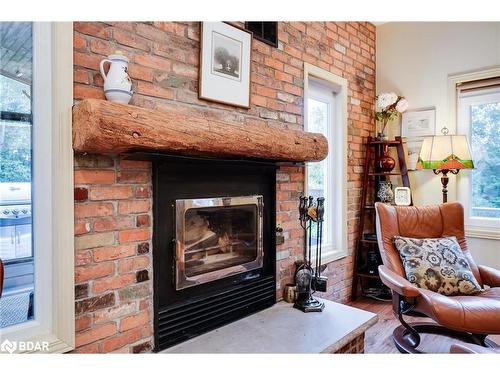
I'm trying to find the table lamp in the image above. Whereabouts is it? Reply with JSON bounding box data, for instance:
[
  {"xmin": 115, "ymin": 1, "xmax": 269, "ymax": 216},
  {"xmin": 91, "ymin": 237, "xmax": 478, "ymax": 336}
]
[{"xmin": 417, "ymin": 127, "xmax": 474, "ymax": 203}]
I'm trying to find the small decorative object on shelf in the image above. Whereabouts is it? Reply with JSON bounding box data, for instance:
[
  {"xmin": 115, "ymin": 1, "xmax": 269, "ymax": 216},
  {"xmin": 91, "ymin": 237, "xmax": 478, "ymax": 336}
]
[
  {"xmin": 293, "ymin": 196, "xmax": 327, "ymax": 313},
  {"xmin": 394, "ymin": 187, "xmax": 412, "ymax": 206},
  {"xmin": 276, "ymin": 225, "xmax": 285, "ymax": 245},
  {"xmin": 377, "ymin": 181, "xmax": 394, "ymax": 203},
  {"xmin": 99, "ymin": 51, "xmax": 133, "ymax": 104},
  {"xmin": 366, "ymin": 249, "xmax": 379, "ymax": 275},
  {"xmin": 378, "ymin": 144, "xmax": 396, "ymax": 172},
  {"xmin": 283, "ymin": 283, "xmax": 296, "ymax": 303},
  {"xmin": 375, "ymin": 92, "xmax": 409, "ymax": 141}
]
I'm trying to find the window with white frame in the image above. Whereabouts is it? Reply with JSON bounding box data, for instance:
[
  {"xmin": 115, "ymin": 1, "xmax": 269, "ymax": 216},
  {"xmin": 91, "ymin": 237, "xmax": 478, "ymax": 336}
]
[
  {"xmin": 457, "ymin": 76, "xmax": 500, "ymax": 236},
  {"xmin": 304, "ymin": 64, "xmax": 348, "ymax": 263},
  {"xmin": 0, "ymin": 22, "xmax": 74, "ymax": 353},
  {"xmin": 0, "ymin": 22, "xmax": 34, "ymax": 330}
]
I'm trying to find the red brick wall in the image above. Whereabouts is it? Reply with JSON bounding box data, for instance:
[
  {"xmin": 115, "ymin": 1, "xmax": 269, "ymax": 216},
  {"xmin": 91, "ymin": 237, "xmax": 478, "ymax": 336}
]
[
  {"xmin": 73, "ymin": 157, "xmax": 153, "ymax": 353},
  {"xmin": 73, "ymin": 21, "xmax": 376, "ymax": 353}
]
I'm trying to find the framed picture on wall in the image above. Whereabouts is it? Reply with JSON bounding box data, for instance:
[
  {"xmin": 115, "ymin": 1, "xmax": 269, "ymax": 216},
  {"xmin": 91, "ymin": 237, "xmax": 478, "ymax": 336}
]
[
  {"xmin": 402, "ymin": 108, "xmax": 436, "ymax": 170},
  {"xmin": 406, "ymin": 138, "xmax": 424, "ymax": 170},
  {"xmin": 199, "ymin": 22, "xmax": 252, "ymax": 108},
  {"xmin": 401, "ymin": 108, "xmax": 436, "ymax": 138}
]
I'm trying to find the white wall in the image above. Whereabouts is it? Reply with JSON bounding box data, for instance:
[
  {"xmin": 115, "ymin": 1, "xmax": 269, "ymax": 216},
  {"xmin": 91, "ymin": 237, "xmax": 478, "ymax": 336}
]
[{"xmin": 376, "ymin": 22, "xmax": 500, "ymax": 268}]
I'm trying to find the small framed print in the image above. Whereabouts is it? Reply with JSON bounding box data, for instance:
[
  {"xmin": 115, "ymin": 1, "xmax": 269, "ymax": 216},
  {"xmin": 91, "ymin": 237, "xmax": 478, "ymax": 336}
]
[
  {"xmin": 394, "ymin": 187, "xmax": 412, "ymax": 206},
  {"xmin": 401, "ymin": 108, "xmax": 436, "ymax": 138},
  {"xmin": 199, "ymin": 22, "xmax": 252, "ymax": 108},
  {"xmin": 405, "ymin": 138, "xmax": 425, "ymax": 170}
]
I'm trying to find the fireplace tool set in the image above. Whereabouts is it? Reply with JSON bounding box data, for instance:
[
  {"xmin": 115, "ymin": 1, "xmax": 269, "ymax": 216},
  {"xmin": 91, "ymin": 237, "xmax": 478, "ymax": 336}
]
[{"xmin": 293, "ymin": 196, "xmax": 327, "ymax": 312}]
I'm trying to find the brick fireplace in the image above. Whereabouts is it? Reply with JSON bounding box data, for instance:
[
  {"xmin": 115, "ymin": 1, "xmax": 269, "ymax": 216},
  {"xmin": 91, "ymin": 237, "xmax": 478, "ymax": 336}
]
[
  {"xmin": 73, "ymin": 21, "xmax": 376, "ymax": 353},
  {"xmin": 151, "ymin": 156, "xmax": 277, "ymax": 350}
]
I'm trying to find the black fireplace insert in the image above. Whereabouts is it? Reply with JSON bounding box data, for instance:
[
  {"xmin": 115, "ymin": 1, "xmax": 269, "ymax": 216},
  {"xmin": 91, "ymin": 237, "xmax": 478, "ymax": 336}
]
[{"xmin": 151, "ymin": 155, "xmax": 277, "ymax": 351}]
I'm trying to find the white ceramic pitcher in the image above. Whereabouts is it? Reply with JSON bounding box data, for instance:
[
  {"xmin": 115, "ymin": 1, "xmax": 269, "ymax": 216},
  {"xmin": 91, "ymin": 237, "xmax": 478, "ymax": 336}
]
[{"xmin": 99, "ymin": 51, "xmax": 133, "ymax": 104}]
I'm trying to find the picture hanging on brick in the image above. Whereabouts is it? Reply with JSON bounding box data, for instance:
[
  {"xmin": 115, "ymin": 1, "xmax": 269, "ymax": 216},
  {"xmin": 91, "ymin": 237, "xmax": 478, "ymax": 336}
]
[{"xmin": 199, "ymin": 22, "xmax": 252, "ymax": 108}]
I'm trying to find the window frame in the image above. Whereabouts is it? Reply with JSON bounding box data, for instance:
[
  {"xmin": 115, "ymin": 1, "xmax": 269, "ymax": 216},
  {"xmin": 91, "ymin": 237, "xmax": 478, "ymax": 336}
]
[
  {"xmin": 450, "ymin": 67, "xmax": 500, "ymax": 240},
  {"xmin": 457, "ymin": 87, "xmax": 500, "ymax": 238},
  {"xmin": 0, "ymin": 22, "xmax": 74, "ymax": 353},
  {"xmin": 303, "ymin": 63, "xmax": 348, "ymax": 264}
]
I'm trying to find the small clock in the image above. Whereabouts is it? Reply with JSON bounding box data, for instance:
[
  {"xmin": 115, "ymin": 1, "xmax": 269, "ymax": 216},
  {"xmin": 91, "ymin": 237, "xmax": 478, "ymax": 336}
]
[{"xmin": 394, "ymin": 187, "xmax": 412, "ymax": 206}]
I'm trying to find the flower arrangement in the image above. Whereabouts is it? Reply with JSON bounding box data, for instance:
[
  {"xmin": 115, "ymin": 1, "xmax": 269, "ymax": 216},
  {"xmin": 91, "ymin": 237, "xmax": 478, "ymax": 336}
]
[{"xmin": 375, "ymin": 92, "xmax": 408, "ymax": 139}]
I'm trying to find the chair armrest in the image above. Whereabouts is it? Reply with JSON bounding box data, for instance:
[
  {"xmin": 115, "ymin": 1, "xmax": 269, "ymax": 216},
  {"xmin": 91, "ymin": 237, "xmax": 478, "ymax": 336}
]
[
  {"xmin": 478, "ymin": 265, "xmax": 500, "ymax": 287},
  {"xmin": 378, "ymin": 265, "xmax": 420, "ymax": 297}
]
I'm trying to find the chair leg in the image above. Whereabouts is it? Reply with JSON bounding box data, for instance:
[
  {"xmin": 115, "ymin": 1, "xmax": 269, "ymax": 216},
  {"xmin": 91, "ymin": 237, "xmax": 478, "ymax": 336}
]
[
  {"xmin": 393, "ymin": 322, "xmax": 499, "ymax": 354},
  {"xmin": 391, "ymin": 294, "xmax": 499, "ymax": 353},
  {"xmin": 397, "ymin": 306, "xmax": 420, "ymax": 348},
  {"xmin": 470, "ymin": 334, "xmax": 498, "ymax": 348},
  {"xmin": 393, "ymin": 295, "xmax": 421, "ymax": 353}
]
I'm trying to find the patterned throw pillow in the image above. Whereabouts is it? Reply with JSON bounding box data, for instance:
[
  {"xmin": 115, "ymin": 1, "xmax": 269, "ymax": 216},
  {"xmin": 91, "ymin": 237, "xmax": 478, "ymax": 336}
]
[{"xmin": 393, "ymin": 236, "xmax": 482, "ymax": 296}]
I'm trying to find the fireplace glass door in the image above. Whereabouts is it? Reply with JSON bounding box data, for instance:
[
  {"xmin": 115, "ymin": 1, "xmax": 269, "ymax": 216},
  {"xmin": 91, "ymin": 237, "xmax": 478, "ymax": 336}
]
[{"xmin": 175, "ymin": 195, "xmax": 264, "ymax": 290}]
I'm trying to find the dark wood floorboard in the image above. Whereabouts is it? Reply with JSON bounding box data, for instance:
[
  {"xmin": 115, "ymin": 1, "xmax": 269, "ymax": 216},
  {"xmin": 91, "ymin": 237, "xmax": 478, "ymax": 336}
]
[{"xmin": 349, "ymin": 297, "xmax": 500, "ymax": 354}]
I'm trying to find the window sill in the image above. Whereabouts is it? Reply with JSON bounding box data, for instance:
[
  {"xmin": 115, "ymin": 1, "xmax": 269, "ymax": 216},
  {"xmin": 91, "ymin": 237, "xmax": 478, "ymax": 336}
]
[
  {"xmin": 311, "ymin": 249, "xmax": 348, "ymax": 266},
  {"xmin": 1, "ymin": 319, "xmax": 74, "ymax": 353},
  {"xmin": 13, "ymin": 335, "xmax": 74, "ymax": 354},
  {"xmin": 465, "ymin": 226, "xmax": 500, "ymax": 240}
]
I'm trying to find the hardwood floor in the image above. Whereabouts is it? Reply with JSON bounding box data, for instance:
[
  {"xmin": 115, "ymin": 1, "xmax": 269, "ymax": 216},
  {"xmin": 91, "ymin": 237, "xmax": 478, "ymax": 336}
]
[{"xmin": 349, "ymin": 297, "xmax": 500, "ymax": 354}]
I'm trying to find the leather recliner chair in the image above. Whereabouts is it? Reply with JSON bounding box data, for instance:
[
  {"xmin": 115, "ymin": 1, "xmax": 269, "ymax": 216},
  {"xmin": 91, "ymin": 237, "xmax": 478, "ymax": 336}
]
[{"xmin": 375, "ymin": 202, "xmax": 500, "ymax": 353}]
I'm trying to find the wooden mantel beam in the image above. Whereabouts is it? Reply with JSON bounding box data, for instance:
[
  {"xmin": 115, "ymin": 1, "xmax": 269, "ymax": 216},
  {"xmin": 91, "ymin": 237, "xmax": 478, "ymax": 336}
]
[{"xmin": 72, "ymin": 99, "xmax": 328, "ymax": 162}]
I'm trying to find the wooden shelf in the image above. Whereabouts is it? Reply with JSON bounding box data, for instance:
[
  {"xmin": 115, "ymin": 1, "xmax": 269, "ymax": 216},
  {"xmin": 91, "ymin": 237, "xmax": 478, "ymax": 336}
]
[
  {"xmin": 369, "ymin": 172, "xmax": 403, "ymax": 176},
  {"xmin": 364, "ymin": 204, "xmax": 398, "ymax": 210},
  {"xmin": 356, "ymin": 272, "xmax": 380, "ymax": 279},
  {"xmin": 352, "ymin": 136, "xmax": 411, "ymax": 301},
  {"xmin": 367, "ymin": 140, "xmax": 401, "ymax": 146},
  {"xmin": 72, "ymin": 99, "xmax": 328, "ymax": 162}
]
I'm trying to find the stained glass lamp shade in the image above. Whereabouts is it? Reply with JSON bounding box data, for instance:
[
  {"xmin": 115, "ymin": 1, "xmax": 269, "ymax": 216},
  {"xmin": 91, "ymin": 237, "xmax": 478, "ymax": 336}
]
[
  {"xmin": 417, "ymin": 135, "xmax": 474, "ymax": 170},
  {"xmin": 417, "ymin": 130, "xmax": 474, "ymax": 203}
]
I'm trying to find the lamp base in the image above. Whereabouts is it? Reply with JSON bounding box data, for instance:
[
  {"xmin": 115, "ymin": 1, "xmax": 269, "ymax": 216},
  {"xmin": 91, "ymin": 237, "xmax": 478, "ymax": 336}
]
[{"xmin": 433, "ymin": 169, "xmax": 459, "ymax": 204}]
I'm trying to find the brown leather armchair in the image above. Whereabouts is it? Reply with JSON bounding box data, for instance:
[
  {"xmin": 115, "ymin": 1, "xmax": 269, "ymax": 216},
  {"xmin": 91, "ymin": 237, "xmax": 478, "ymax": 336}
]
[{"xmin": 375, "ymin": 202, "xmax": 500, "ymax": 353}]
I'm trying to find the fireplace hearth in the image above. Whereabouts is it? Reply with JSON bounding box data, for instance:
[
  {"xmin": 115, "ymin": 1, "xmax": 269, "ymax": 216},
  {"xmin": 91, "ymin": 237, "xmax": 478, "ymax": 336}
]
[{"xmin": 151, "ymin": 155, "xmax": 277, "ymax": 351}]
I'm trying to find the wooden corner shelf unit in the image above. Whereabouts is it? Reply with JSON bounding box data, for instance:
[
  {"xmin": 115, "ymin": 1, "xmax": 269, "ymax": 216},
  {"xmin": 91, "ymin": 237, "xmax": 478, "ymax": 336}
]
[{"xmin": 351, "ymin": 136, "xmax": 411, "ymax": 301}]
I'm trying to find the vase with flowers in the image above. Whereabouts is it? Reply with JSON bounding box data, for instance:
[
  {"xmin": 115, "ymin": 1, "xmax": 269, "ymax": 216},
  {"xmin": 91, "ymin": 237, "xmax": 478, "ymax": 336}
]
[{"xmin": 375, "ymin": 92, "xmax": 408, "ymax": 141}]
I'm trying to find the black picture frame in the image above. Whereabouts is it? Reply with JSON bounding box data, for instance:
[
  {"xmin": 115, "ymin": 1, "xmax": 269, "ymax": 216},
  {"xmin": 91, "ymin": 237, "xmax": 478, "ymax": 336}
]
[{"xmin": 245, "ymin": 22, "xmax": 278, "ymax": 47}]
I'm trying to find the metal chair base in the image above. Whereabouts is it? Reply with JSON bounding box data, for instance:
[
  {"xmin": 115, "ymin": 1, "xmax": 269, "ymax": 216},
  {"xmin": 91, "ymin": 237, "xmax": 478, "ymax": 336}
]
[{"xmin": 393, "ymin": 322, "xmax": 499, "ymax": 354}]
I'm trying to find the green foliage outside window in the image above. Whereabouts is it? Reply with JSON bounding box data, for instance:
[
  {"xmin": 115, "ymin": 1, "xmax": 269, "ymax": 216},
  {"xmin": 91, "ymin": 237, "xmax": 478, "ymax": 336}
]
[
  {"xmin": 1, "ymin": 75, "xmax": 32, "ymax": 183},
  {"xmin": 470, "ymin": 102, "xmax": 500, "ymax": 213},
  {"xmin": 0, "ymin": 121, "xmax": 31, "ymax": 183},
  {"xmin": 308, "ymin": 103, "xmax": 326, "ymax": 191}
]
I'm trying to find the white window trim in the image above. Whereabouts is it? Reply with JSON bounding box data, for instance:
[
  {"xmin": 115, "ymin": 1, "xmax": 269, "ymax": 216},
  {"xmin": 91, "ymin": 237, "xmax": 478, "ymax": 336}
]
[
  {"xmin": 0, "ymin": 22, "xmax": 74, "ymax": 353},
  {"xmin": 449, "ymin": 67, "xmax": 500, "ymax": 240},
  {"xmin": 304, "ymin": 63, "xmax": 348, "ymax": 264}
]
